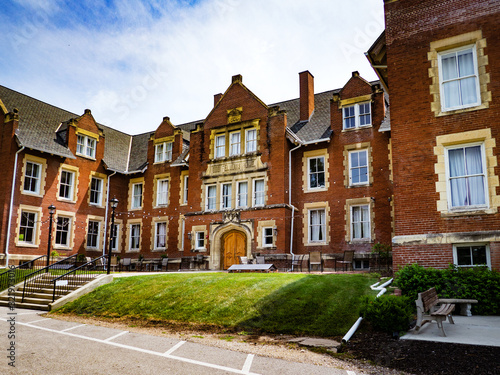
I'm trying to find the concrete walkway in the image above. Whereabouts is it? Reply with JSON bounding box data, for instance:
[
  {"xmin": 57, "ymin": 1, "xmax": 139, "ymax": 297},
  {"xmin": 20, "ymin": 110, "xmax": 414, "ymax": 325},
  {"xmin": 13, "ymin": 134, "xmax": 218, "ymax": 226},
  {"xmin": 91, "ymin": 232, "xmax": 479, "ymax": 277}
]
[{"xmin": 401, "ymin": 315, "xmax": 500, "ymax": 347}]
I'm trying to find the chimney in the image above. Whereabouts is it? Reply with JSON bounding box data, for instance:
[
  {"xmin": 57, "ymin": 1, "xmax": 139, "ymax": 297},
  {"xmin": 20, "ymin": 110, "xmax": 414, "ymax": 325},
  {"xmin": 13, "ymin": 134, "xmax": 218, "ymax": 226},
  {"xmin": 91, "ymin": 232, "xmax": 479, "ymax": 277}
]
[
  {"xmin": 214, "ymin": 93, "xmax": 223, "ymax": 107},
  {"xmin": 299, "ymin": 71, "xmax": 314, "ymax": 121}
]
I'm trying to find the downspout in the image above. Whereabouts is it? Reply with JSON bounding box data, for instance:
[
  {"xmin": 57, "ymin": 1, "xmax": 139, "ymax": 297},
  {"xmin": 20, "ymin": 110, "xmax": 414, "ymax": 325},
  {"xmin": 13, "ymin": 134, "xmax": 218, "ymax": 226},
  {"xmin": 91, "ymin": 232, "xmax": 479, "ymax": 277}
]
[
  {"xmin": 103, "ymin": 171, "xmax": 117, "ymax": 257},
  {"xmin": 289, "ymin": 143, "xmax": 302, "ymax": 270},
  {"xmin": 5, "ymin": 146, "xmax": 25, "ymax": 267}
]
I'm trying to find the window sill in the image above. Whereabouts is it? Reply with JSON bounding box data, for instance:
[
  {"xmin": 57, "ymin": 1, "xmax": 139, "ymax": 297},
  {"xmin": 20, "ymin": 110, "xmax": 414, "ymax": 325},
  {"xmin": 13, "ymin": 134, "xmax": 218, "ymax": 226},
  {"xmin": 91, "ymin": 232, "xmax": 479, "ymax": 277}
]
[
  {"xmin": 441, "ymin": 207, "xmax": 497, "ymax": 217},
  {"xmin": 85, "ymin": 248, "xmax": 101, "ymax": 252},
  {"xmin": 342, "ymin": 125, "xmax": 372, "ymax": 132},
  {"xmin": 348, "ymin": 183, "xmax": 370, "ymax": 188},
  {"xmin": 153, "ymin": 248, "xmax": 166, "ymax": 252},
  {"xmin": 435, "ymin": 102, "xmax": 488, "ymax": 117},
  {"xmin": 126, "ymin": 249, "xmax": 140, "ymax": 253},
  {"xmin": 16, "ymin": 243, "xmax": 38, "ymax": 248},
  {"xmin": 305, "ymin": 187, "xmax": 327, "ymax": 193},
  {"xmin": 89, "ymin": 203, "xmax": 104, "ymax": 208},
  {"xmin": 57, "ymin": 197, "xmax": 76, "ymax": 204},
  {"xmin": 22, "ymin": 191, "xmax": 43, "ymax": 198},
  {"xmin": 306, "ymin": 242, "xmax": 328, "ymax": 246},
  {"xmin": 76, "ymin": 153, "xmax": 96, "ymax": 161},
  {"xmin": 53, "ymin": 245, "xmax": 71, "ymax": 250}
]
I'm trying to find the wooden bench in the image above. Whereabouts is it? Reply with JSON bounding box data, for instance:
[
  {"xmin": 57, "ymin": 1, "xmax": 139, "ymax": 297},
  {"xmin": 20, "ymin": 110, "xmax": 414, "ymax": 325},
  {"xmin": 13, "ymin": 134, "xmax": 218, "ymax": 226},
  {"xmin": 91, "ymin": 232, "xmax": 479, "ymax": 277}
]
[{"xmin": 416, "ymin": 287, "xmax": 455, "ymax": 336}]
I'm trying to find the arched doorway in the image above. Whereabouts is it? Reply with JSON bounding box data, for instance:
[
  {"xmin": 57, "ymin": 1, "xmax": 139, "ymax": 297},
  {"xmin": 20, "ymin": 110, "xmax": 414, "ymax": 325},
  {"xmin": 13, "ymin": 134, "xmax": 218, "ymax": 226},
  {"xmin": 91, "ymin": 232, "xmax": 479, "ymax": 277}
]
[{"xmin": 222, "ymin": 230, "xmax": 246, "ymax": 269}]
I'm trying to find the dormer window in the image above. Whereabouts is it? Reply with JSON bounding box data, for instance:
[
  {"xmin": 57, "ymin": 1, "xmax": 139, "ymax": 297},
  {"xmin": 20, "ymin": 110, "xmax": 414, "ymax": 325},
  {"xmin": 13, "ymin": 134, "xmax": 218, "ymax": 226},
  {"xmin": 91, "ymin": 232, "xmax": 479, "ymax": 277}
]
[
  {"xmin": 343, "ymin": 102, "xmax": 371, "ymax": 130},
  {"xmin": 155, "ymin": 142, "xmax": 173, "ymax": 163},
  {"xmin": 76, "ymin": 134, "xmax": 96, "ymax": 158}
]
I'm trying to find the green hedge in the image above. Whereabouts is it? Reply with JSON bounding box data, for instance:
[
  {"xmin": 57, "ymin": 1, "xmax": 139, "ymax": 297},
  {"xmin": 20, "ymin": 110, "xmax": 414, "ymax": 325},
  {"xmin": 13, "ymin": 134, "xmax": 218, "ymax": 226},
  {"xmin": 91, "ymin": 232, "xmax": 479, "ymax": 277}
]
[
  {"xmin": 395, "ymin": 264, "xmax": 500, "ymax": 315},
  {"xmin": 360, "ymin": 295, "xmax": 414, "ymax": 333}
]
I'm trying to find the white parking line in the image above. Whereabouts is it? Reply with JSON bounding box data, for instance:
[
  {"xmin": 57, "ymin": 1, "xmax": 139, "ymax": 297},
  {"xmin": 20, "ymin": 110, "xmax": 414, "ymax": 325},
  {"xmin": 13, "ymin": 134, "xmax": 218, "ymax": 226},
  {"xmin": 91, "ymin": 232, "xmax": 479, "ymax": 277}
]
[
  {"xmin": 26, "ymin": 318, "xmax": 51, "ymax": 324},
  {"xmin": 242, "ymin": 354, "xmax": 254, "ymax": 374},
  {"xmin": 163, "ymin": 340, "xmax": 186, "ymax": 356},
  {"xmin": 104, "ymin": 330, "xmax": 129, "ymax": 341},
  {"xmin": 347, "ymin": 371, "xmax": 357, "ymax": 375},
  {"xmin": 61, "ymin": 324, "xmax": 86, "ymax": 332},
  {"xmin": 0, "ymin": 317, "xmax": 262, "ymax": 375}
]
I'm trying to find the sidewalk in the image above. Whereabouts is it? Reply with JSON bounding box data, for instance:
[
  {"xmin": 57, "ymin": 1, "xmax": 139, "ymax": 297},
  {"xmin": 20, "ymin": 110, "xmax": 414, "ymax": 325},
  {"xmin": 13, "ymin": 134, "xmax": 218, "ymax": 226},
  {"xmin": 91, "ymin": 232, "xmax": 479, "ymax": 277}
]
[{"xmin": 401, "ymin": 315, "xmax": 500, "ymax": 347}]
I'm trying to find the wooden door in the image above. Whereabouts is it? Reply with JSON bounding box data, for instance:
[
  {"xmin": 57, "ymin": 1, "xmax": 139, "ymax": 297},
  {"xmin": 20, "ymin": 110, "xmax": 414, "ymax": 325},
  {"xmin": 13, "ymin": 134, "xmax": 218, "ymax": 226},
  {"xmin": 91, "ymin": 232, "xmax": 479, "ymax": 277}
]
[{"xmin": 223, "ymin": 231, "xmax": 246, "ymax": 269}]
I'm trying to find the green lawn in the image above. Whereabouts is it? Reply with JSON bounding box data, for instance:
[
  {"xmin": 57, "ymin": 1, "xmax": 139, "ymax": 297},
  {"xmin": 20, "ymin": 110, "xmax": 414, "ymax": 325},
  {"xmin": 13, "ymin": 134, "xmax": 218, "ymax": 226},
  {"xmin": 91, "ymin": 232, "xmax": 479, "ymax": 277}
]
[{"xmin": 56, "ymin": 272, "xmax": 378, "ymax": 337}]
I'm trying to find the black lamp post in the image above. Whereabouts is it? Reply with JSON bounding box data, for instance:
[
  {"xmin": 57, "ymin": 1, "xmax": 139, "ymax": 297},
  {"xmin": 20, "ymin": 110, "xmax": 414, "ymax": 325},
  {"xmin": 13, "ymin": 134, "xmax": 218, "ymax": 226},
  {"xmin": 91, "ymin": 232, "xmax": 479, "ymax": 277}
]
[
  {"xmin": 107, "ymin": 197, "xmax": 119, "ymax": 275},
  {"xmin": 46, "ymin": 204, "xmax": 56, "ymax": 269}
]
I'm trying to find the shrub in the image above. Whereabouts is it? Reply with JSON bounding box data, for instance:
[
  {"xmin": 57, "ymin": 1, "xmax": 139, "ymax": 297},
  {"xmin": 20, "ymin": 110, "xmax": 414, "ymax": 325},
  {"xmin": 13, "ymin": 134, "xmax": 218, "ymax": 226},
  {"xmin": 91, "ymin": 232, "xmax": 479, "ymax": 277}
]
[
  {"xmin": 396, "ymin": 264, "xmax": 500, "ymax": 315},
  {"xmin": 360, "ymin": 295, "xmax": 413, "ymax": 333}
]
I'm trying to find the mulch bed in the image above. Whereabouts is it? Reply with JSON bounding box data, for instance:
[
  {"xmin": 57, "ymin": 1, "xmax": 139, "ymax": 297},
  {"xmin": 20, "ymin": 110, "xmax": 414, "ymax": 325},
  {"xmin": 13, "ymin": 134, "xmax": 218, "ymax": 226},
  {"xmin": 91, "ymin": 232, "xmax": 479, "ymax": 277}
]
[{"xmin": 342, "ymin": 329, "xmax": 500, "ymax": 375}]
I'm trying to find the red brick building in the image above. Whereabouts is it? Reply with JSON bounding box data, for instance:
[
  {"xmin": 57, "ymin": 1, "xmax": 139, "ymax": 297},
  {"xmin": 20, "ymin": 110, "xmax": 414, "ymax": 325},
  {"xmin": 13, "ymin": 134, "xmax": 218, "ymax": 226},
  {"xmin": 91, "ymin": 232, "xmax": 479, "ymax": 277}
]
[{"xmin": 367, "ymin": 0, "xmax": 500, "ymax": 270}]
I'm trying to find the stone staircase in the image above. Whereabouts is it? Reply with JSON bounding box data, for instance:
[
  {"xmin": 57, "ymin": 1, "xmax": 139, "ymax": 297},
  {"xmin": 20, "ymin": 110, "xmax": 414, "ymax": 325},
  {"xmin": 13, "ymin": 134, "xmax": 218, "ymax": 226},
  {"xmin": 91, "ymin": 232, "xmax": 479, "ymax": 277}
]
[{"xmin": 0, "ymin": 273, "xmax": 97, "ymax": 311}]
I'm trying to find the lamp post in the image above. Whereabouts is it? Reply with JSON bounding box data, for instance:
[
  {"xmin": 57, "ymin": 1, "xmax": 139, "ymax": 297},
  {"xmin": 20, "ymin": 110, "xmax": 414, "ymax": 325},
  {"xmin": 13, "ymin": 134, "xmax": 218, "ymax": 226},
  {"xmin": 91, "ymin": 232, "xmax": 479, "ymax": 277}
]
[
  {"xmin": 107, "ymin": 197, "xmax": 119, "ymax": 275},
  {"xmin": 46, "ymin": 204, "xmax": 56, "ymax": 269}
]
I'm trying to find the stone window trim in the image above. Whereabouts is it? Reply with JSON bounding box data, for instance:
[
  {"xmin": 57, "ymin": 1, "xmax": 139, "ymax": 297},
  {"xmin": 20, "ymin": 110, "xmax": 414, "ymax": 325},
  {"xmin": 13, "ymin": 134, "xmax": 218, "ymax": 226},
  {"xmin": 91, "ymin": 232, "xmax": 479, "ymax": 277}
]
[
  {"xmin": 220, "ymin": 182, "xmax": 233, "ymax": 210},
  {"xmin": 52, "ymin": 210, "xmax": 76, "ymax": 251},
  {"xmin": 302, "ymin": 149, "xmax": 329, "ymax": 193},
  {"xmin": 88, "ymin": 171, "xmax": 107, "ymax": 207},
  {"xmin": 302, "ymin": 202, "xmax": 330, "ymax": 246},
  {"xmin": 344, "ymin": 197, "xmax": 375, "ymax": 243},
  {"xmin": 151, "ymin": 216, "xmax": 169, "ymax": 251},
  {"xmin": 191, "ymin": 225, "xmax": 207, "ymax": 252},
  {"xmin": 85, "ymin": 215, "xmax": 105, "ymax": 252},
  {"xmin": 153, "ymin": 173, "xmax": 170, "ymax": 208},
  {"xmin": 15, "ymin": 205, "xmax": 43, "ymax": 248},
  {"xmin": 128, "ymin": 177, "xmax": 144, "ymax": 211},
  {"xmin": 428, "ymin": 30, "xmax": 491, "ymax": 117},
  {"xmin": 343, "ymin": 143, "xmax": 373, "ymax": 187},
  {"xmin": 21, "ymin": 154, "xmax": 47, "ymax": 197},
  {"xmin": 57, "ymin": 164, "xmax": 79, "ymax": 203},
  {"xmin": 208, "ymin": 119, "xmax": 260, "ymax": 160},
  {"xmin": 180, "ymin": 171, "xmax": 189, "ymax": 206},
  {"xmin": 452, "ymin": 243, "xmax": 491, "ymax": 270},
  {"xmin": 125, "ymin": 219, "xmax": 142, "ymax": 252},
  {"xmin": 108, "ymin": 218, "xmax": 123, "ymax": 253},
  {"xmin": 256, "ymin": 220, "xmax": 276, "ymax": 249},
  {"xmin": 434, "ymin": 129, "xmax": 499, "ymax": 216}
]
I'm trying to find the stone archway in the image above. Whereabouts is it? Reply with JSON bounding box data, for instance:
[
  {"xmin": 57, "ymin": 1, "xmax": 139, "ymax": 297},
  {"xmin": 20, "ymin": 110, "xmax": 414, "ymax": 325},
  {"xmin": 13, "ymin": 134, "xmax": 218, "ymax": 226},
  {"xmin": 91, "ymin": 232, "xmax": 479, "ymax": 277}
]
[{"xmin": 210, "ymin": 223, "xmax": 252, "ymax": 270}]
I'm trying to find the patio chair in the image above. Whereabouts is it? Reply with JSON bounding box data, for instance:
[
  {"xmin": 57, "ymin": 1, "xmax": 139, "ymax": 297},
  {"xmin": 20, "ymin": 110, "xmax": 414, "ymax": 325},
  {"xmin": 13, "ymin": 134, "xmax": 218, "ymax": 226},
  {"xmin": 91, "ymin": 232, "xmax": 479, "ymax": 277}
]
[
  {"xmin": 110, "ymin": 257, "xmax": 118, "ymax": 272},
  {"xmin": 238, "ymin": 256, "xmax": 250, "ymax": 265},
  {"xmin": 290, "ymin": 254, "xmax": 305, "ymax": 272},
  {"xmin": 255, "ymin": 256, "xmax": 265, "ymax": 264},
  {"xmin": 336, "ymin": 250, "xmax": 355, "ymax": 271},
  {"xmin": 121, "ymin": 258, "xmax": 132, "ymax": 271},
  {"xmin": 308, "ymin": 251, "xmax": 324, "ymax": 272},
  {"xmin": 160, "ymin": 257, "xmax": 169, "ymax": 271},
  {"xmin": 195, "ymin": 254, "xmax": 207, "ymax": 270}
]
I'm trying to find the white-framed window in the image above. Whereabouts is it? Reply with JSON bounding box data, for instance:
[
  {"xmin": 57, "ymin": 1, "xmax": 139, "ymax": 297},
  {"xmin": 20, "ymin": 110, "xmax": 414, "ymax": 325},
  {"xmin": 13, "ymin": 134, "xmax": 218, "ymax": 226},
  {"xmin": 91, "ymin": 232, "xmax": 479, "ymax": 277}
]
[
  {"xmin": 438, "ymin": 45, "xmax": 480, "ymax": 112},
  {"xmin": 237, "ymin": 181, "xmax": 248, "ymax": 208},
  {"xmin": 157, "ymin": 179, "xmax": 169, "ymax": 206},
  {"xmin": 453, "ymin": 244, "xmax": 490, "ymax": 268},
  {"xmin": 309, "ymin": 209, "xmax": 326, "ymax": 243},
  {"xmin": 351, "ymin": 205, "xmax": 370, "ymax": 241},
  {"xmin": 446, "ymin": 143, "xmax": 488, "ymax": 210},
  {"xmin": 253, "ymin": 179, "xmax": 265, "ymax": 207},
  {"xmin": 349, "ymin": 149, "xmax": 369, "ymax": 185},
  {"xmin": 221, "ymin": 183, "xmax": 232, "ymax": 210},
  {"xmin": 183, "ymin": 175, "xmax": 189, "ymax": 204},
  {"xmin": 215, "ymin": 134, "xmax": 226, "ymax": 158},
  {"xmin": 76, "ymin": 134, "xmax": 96, "ymax": 158},
  {"xmin": 155, "ymin": 222, "xmax": 167, "ymax": 249},
  {"xmin": 206, "ymin": 185, "xmax": 217, "ymax": 210},
  {"xmin": 90, "ymin": 177, "xmax": 103, "ymax": 206},
  {"xmin": 55, "ymin": 216, "xmax": 71, "ymax": 247},
  {"xmin": 23, "ymin": 161, "xmax": 41, "ymax": 194},
  {"xmin": 131, "ymin": 183, "xmax": 143, "ymax": 209},
  {"xmin": 308, "ymin": 156, "xmax": 325, "ymax": 189},
  {"xmin": 343, "ymin": 102, "xmax": 371, "ymax": 130},
  {"xmin": 262, "ymin": 227, "xmax": 274, "ymax": 247},
  {"xmin": 230, "ymin": 131, "xmax": 241, "ymax": 156},
  {"xmin": 246, "ymin": 128, "xmax": 257, "ymax": 153},
  {"xmin": 19, "ymin": 211, "xmax": 37, "ymax": 245},
  {"xmin": 195, "ymin": 231, "xmax": 205, "ymax": 250},
  {"xmin": 59, "ymin": 170, "xmax": 74, "ymax": 200},
  {"xmin": 87, "ymin": 220, "xmax": 100, "ymax": 249},
  {"xmin": 155, "ymin": 142, "xmax": 173, "ymax": 163},
  {"xmin": 129, "ymin": 223, "xmax": 141, "ymax": 250},
  {"xmin": 354, "ymin": 260, "xmax": 370, "ymax": 270},
  {"xmin": 110, "ymin": 223, "xmax": 119, "ymax": 251}
]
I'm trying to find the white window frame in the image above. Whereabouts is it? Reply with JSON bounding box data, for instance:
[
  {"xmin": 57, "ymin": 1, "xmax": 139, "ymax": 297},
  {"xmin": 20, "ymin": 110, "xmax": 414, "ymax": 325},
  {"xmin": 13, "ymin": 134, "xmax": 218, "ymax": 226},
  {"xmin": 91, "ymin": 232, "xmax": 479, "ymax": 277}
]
[
  {"xmin": 156, "ymin": 179, "xmax": 169, "ymax": 206},
  {"xmin": 154, "ymin": 142, "xmax": 173, "ymax": 163},
  {"xmin": 438, "ymin": 45, "xmax": 481, "ymax": 112},
  {"xmin": 245, "ymin": 128, "xmax": 257, "ymax": 153},
  {"xmin": 343, "ymin": 102, "xmax": 371, "ymax": 130},
  {"xmin": 453, "ymin": 243, "xmax": 490, "ymax": 269},
  {"xmin": 230, "ymin": 131, "xmax": 241, "ymax": 156},
  {"xmin": 87, "ymin": 220, "xmax": 100, "ymax": 250},
  {"xmin": 350, "ymin": 204, "xmax": 371, "ymax": 241},
  {"xmin": 253, "ymin": 179, "xmax": 265, "ymax": 207},
  {"xmin": 129, "ymin": 223, "xmax": 141, "ymax": 250},
  {"xmin": 183, "ymin": 175, "xmax": 189, "ymax": 204},
  {"xmin": 445, "ymin": 142, "xmax": 488, "ymax": 211},
  {"xmin": 131, "ymin": 182, "xmax": 143, "ymax": 209},
  {"xmin": 215, "ymin": 134, "xmax": 226, "ymax": 158},
  {"xmin": 221, "ymin": 183, "xmax": 232, "ymax": 210},
  {"xmin": 19, "ymin": 211, "xmax": 37, "ymax": 245},
  {"xmin": 349, "ymin": 149, "xmax": 369, "ymax": 186},
  {"xmin": 237, "ymin": 181, "xmax": 248, "ymax": 208},
  {"xmin": 76, "ymin": 134, "xmax": 96, "ymax": 158},
  {"xmin": 262, "ymin": 227, "xmax": 274, "ymax": 248},
  {"xmin": 23, "ymin": 161, "xmax": 41, "ymax": 194},
  {"xmin": 206, "ymin": 184, "xmax": 217, "ymax": 211},
  {"xmin": 155, "ymin": 221, "xmax": 167, "ymax": 250},
  {"xmin": 90, "ymin": 177, "xmax": 103, "ymax": 206},
  {"xmin": 55, "ymin": 216, "xmax": 71, "ymax": 248},
  {"xmin": 308, "ymin": 156, "xmax": 325, "ymax": 190},
  {"xmin": 195, "ymin": 231, "xmax": 205, "ymax": 250},
  {"xmin": 110, "ymin": 223, "xmax": 119, "ymax": 251},
  {"xmin": 59, "ymin": 170, "xmax": 75, "ymax": 200},
  {"xmin": 308, "ymin": 209, "xmax": 326, "ymax": 243}
]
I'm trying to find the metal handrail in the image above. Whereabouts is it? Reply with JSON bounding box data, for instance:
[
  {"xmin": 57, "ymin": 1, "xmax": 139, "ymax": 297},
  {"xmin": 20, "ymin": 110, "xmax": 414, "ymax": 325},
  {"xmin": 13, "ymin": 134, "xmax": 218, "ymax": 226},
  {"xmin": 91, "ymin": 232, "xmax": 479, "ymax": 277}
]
[
  {"xmin": 51, "ymin": 255, "xmax": 107, "ymax": 302},
  {"xmin": 0, "ymin": 255, "xmax": 48, "ymax": 292},
  {"xmin": 21, "ymin": 254, "xmax": 78, "ymax": 302}
]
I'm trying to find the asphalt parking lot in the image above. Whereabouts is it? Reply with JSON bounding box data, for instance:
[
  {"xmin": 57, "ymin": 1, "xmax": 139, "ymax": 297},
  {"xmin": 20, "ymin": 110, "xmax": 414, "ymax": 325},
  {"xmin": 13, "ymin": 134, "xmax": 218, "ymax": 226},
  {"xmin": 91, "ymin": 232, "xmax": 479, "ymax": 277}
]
[{"xmin": 0, "ymin": 307, "xmax": 357, "ymax": 375}]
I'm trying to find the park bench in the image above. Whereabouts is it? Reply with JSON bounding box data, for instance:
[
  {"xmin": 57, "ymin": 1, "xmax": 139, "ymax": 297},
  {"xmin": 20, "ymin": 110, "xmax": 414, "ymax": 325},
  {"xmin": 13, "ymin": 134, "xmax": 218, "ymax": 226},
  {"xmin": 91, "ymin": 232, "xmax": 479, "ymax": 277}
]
[{"xmin": 415, "ymin": 287, "xmax": 455, "ymax": 336}]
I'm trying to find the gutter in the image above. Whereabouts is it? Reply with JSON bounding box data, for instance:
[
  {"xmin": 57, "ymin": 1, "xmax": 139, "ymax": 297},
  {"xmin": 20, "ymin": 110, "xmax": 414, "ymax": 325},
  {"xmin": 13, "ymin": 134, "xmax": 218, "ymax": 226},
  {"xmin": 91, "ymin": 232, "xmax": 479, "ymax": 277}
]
[
  {"xmin": 102, "ymin": 171, "xmax": 117, "ymax": 257},
  {"xmin": 5, "ymin": 146, "xmax": 25, "ymax": 266}
]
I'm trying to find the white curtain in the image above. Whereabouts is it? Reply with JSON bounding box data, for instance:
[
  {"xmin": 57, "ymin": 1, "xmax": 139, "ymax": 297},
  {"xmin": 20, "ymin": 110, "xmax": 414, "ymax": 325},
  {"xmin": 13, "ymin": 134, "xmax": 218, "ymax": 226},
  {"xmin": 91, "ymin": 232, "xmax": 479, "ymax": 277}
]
[
  {"xmin": 157, "ymin": 223, "xmax": 166, "ymax": 248},
  {"xmin": 310, "ymin": 210, "xmax": 324, "ymax": 241},
  {"xmin": 442, "ymin": 49, "xmax": 477, "ymax": 108},
  {"xmin": 238, "ymin": 182, "xmax": 248, "ymax": 207},
  {"xmin": 449, "ymin": 146, "xmax": 484, "ymax": 207}
]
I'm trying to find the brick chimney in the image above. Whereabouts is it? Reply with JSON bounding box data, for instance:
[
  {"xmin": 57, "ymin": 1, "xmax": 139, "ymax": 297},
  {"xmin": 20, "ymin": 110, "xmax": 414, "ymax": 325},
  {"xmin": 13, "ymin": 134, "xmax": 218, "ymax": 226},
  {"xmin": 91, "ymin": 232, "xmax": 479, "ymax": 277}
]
[
  {"xmin": 214, "ymin": 93, "xmax": 223, "ymax": 107},
  {"xmin": 299, "ymin": 71, "xmax": 314, "ymax": 121}
]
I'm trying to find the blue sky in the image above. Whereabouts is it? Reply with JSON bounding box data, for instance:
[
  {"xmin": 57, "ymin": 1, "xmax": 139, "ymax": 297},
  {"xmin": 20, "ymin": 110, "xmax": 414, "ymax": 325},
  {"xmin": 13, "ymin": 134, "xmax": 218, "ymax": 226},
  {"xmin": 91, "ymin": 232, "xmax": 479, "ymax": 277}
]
[{"xmin": 0, "ymin": 0, "xmax": 385, "ymax": 134}]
